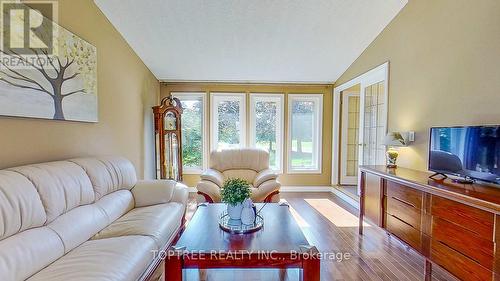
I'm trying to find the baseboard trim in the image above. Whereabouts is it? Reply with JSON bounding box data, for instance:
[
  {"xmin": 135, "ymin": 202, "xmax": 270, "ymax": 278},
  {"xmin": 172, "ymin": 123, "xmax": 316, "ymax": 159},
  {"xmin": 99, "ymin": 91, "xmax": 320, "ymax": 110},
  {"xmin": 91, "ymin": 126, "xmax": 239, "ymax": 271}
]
[
  {"xmin": 280, "ymin": 186, "xmax": 333, "ymax": 192},
  {"xmin": 331, "ymin": 187, "xmax": 360, "ymax": 210},
  {"xmin": 188, "ymin": 185, "xmax": 360, "ymax": 212},
  {"xmin": 187, "ymin": 186, "xmax": 333, "ymax": 193}
]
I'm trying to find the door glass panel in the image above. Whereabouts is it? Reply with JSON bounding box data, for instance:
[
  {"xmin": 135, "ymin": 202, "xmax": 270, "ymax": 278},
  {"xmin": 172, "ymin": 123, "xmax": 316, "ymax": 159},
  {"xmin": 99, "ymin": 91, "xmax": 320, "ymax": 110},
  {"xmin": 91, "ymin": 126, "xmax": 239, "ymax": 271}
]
[
  {"xmin": 346, "ymin": 96, "xmax": 360, "ymax": 176},
  {"xmin": 362, "ymin": 81, "xmax": 386, "ymax": 165}
]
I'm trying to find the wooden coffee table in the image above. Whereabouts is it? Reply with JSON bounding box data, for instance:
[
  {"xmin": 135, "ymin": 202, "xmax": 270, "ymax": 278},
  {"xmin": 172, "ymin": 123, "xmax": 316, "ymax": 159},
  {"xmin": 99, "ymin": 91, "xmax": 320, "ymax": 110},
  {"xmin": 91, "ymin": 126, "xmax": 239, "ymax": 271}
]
[{"xmin": 166, "ymin": 203, "xmax": 320, "ymax": 280}]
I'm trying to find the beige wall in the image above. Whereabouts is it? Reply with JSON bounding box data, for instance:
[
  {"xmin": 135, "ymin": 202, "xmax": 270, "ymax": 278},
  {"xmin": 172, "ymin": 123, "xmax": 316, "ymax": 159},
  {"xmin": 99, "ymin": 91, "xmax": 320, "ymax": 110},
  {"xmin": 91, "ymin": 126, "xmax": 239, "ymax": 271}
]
[
  {"xmin": 0, "ymin": 0, "xmax": 160, "ymax": 178},
  {"xmin": 335, "ymin": 0, "xmax": 500, "ymax": 171},
  {"xmin": 161, "ymin": 83, "xmax": 333, "ymax": 187}
]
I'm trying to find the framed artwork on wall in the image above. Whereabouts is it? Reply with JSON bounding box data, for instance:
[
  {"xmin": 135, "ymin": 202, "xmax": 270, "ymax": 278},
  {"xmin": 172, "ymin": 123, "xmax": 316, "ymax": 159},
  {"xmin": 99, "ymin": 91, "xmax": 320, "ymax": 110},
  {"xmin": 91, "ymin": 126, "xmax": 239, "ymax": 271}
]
[{"xmin": 0, "ymin": 3, "xmax": 98, "ymax": 122}]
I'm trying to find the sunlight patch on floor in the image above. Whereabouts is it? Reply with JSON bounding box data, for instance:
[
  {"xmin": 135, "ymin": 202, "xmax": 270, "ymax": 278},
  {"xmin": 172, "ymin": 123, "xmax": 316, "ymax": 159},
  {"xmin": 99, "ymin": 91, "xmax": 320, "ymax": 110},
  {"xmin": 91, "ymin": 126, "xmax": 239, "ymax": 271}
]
[
  {"xmin": 304, "ymin": 198, "xmax": 369, "ymax": 228},
  {"xmin": 280, "ymin": 199, "xmax": 310, "ymax": 228}
]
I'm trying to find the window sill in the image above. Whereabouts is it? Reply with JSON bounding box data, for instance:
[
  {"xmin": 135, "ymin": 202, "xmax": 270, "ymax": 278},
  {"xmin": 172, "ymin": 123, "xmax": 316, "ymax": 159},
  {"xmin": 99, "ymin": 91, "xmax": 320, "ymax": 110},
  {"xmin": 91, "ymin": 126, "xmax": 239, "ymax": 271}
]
[
  {"xmin": 183, "ymin": 168, "xmax": 203, "ymax": 175},
  {"xmin": 287, "ymin": 169, "xmax": 322, "ymax": 175}
]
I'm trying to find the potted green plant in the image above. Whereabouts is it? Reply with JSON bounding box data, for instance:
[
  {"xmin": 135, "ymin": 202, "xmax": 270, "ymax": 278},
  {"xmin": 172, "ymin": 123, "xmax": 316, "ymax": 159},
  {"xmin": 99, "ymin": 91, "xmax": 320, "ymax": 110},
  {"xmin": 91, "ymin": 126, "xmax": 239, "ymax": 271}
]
[{"xmin": 221, "ymin": 178, "xmax": 251, "ymax": 220}]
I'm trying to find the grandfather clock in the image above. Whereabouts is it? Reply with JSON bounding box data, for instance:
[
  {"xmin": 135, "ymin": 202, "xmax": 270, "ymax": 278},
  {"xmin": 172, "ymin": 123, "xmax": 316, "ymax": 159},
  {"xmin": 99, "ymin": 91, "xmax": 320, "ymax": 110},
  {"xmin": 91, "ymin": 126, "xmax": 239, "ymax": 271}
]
[{"xmin": 153, "ymin": 96, "xmax": 183, "ymax": 181}]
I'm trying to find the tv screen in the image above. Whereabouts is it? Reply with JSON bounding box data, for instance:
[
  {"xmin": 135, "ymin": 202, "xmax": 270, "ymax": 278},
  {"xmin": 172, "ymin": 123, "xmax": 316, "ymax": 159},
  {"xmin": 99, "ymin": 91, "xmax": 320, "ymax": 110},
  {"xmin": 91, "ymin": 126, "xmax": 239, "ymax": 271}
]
[{"xmin": 429, "ymin": 126, "xmax": 500, "ymax": 184}]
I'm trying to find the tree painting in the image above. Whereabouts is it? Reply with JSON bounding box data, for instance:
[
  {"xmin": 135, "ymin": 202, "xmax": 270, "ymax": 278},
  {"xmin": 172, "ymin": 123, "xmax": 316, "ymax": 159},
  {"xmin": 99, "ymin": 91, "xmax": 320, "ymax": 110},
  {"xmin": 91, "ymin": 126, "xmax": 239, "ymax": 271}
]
[{"xmin": 0, "ymin": 7, "xmax": 97, "ymax": 122}]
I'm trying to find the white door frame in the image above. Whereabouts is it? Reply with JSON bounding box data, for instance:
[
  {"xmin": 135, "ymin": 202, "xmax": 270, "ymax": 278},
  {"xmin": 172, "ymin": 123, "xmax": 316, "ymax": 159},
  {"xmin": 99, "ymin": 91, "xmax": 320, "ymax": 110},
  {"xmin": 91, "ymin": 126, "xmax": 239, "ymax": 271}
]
[
  {"xmin": 331, "ymin": 62, "xmax": 389, "ymax": 186},
  {"xmin": 340, "ymin": 91, "xmax": 360, "ymax": 185}
]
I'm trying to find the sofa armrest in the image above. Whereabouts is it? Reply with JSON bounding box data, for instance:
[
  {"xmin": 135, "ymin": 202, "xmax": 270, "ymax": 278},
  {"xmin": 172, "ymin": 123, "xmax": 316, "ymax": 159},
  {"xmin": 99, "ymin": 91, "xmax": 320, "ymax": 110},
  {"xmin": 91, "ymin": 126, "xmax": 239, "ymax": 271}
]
[
  {"xmin": 171, "ymin": 182, "xmax": 189, "ymax": 206},
  {"xmin": 200, "ymin": 169, "xmax": 224, "ymax": 187},
  {"xmin": 132, "ymin": 180, "xmax": 186, "ymax": 208},
  {"xmin": 254, "ymin": 169, "xmax": 278, "ymax": 187}
]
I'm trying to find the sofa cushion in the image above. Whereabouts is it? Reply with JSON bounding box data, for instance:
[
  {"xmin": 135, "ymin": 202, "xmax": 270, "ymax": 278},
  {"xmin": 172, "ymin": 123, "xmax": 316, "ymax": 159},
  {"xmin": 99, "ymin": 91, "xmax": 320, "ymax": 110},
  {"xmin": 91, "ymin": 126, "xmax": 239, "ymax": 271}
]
[
  {"xmin": 9, "ymin": 161, "xmax": 94, "ymax": 224},
  {"xmin": 95, "ymin": 190, "xmax": 135, "ymax": 224},
  {"xmin": 92, "ymin": 203, "xmax": 184, "ymax": 249},
  {"xmin": 27, "ymin": 235, "xmax": 156, "ymax": 281},
  {"xmin": 47, "ymin": 204, "xmax": 109, "ymax": 253},
  {"xmin": 0, "ymin": 227, "xmax": 64, "ymax": 281},
  {"xmin": 131, "ymin": 180, "xmax": 176, "ymax": 208},
  {"xmin": 0, "ymin": 171, "xmax": 46, "ymax": 241},
  {"xmin": 70, "ymin": 157, "xmax": 137, "ymax": 200},
  {"xmin": 209, "ymin": 148, "xmax": 269, "ymax": 172},
  {"xmin": 222, "ymin": 169, "xmax": 257, "ymax": 184}
]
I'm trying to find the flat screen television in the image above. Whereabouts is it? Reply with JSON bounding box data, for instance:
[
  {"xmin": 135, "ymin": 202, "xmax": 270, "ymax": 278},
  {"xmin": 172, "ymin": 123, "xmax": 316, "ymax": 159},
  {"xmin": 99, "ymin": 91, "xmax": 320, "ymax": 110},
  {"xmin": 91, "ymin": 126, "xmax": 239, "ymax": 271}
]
[{"xmin": 429, "ymin": 126, "xmax": 500, "ymax": 184}]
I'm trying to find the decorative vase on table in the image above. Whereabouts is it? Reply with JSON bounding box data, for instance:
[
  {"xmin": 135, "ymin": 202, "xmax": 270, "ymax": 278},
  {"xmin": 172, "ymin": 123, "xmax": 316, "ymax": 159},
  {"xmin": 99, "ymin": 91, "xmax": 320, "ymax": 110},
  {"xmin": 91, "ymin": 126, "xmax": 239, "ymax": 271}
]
[
  {"xmin": 227, "ymin": 203, "xmax": 244, "ymax": 220},
  {"xmin": 221, "ymin": 178, "xmax": 252, "ymax": 221},
  {"xmin": 386, "ymin": 149, "xmax": 399, "ymax": 168},
  {"xmin": 240, "ymin": 198, "xmax": 256, "ymax": 225}
]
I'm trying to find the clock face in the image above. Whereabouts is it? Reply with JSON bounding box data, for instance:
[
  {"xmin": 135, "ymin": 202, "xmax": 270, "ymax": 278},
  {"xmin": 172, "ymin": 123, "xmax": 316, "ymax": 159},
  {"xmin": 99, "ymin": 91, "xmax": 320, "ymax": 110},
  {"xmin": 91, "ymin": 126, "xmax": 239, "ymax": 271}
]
[{"xmin": 164, "ymin": 112, "xmax": 177, "ymax": 130}]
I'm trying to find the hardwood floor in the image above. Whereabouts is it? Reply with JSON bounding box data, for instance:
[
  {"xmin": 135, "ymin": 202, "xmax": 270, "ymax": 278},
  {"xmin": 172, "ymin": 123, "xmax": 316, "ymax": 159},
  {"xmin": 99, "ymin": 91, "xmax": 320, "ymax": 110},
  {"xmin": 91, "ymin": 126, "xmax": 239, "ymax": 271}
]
[{"xmin": 180, "ymin": 192, "xmax": 457, "ymax": 281}]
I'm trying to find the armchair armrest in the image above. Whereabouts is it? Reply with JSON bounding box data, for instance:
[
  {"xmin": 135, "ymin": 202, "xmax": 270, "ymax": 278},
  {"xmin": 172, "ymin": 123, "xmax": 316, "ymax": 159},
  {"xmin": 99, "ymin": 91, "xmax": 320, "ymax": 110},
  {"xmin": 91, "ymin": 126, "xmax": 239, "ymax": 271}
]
[
  {"xmin": 254, "ymin": 169, "xmax": 278, "ymax": 187},
  {"xmin": 132, "ymin": 180, "xmax": 187, "ymax": 208},
  {"xmin": 200, "ymin": 169, "xmax": 224, "ymax": 187}
]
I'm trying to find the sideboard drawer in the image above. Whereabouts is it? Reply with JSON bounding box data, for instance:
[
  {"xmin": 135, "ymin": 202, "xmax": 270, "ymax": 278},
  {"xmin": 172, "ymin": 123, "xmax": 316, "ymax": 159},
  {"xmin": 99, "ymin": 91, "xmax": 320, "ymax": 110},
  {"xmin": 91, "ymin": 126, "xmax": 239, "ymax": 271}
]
[
  {"xmin": 386, "ymin": 213, "xmax": 421, "ymax": 251},
  {"xmin": 431, "ymin": 239, "xmax": 492, "ymax": 281},
  {"xmin": 386, "ymin": 180, "xmax": 423, "ymax": 210},
  {"xmin": 431, "ymin": 196, "xmax": 494, "ymax": 240},
  {"xmin": 432, "ymin": 217, "xmax": 494, "ymax": 270},
  {"xmin": 386, "ymin": 196, "xmax": 421, "ymax": 230}
]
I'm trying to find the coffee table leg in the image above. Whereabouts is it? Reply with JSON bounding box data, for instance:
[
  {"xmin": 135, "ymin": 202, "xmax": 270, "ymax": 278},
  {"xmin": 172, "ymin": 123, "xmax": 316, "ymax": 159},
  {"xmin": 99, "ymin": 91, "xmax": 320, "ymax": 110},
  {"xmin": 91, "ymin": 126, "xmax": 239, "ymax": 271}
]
[
  {"xmin": 199, "ymin": 269, "xmax": 207, "ymax": 281},
  {"xmin": 279, "ymin": 268, "xmax": 287, "ymax": 281},
  {"xmin": 302, "ymin": 258, "xmax": 320, "ymax": 281},
  {"xmin": 165, "ymin": 255, "xmax": 182, "ymax": 281},
  {"xmin": 301, "ymin": 246, "xmax": 320, "ymax": 281}
]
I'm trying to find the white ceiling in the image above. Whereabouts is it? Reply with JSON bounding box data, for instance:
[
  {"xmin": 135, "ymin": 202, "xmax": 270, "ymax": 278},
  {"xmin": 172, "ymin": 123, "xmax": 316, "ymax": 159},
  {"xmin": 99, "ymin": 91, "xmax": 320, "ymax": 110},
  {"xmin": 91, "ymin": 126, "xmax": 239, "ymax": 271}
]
[{"xmin": 94, "ymin": 0, "xmax": 407, "ymax": 83}]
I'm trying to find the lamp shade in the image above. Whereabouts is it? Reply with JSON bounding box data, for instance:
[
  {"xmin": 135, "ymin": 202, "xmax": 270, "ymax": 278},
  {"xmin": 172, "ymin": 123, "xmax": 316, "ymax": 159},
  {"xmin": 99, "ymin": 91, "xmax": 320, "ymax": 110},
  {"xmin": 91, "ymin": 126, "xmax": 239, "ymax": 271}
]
[{"xmin": 384, "ymin": 132, "xmax": 410, "ymax": 147}]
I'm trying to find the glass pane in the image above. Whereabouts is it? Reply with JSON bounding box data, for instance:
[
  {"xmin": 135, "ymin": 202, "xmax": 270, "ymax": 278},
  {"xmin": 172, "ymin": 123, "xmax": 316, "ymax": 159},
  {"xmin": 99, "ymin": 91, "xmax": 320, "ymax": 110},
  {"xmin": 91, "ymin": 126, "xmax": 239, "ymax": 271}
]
[
  {"xmin": 254, "ymin": 100, "xmax": 279, "ymax": 170},
  {"xmin": 164, "ymin": 112, "xmax": 176, "ymax": 130},
  {"xmin": 362, "ymin": 81, "xmax": 386, "ymax": 166},
  {"xmin": 217, "ymin": 100, "xmax": 241, "ymax": 150},
  {"xmin": 172, "ymin": 133, "xmax": 179, "ymax": 180},
  {"xmin": 179, "ymin": 98, "xmax": 203, "ymax": 169},
  {"xmin": 291, "ymin": 100, "xmax": 315, "ymax": 170},
  {"xmin": 346, "ymin": 96, "xmax": 359, "ymax": 177}
]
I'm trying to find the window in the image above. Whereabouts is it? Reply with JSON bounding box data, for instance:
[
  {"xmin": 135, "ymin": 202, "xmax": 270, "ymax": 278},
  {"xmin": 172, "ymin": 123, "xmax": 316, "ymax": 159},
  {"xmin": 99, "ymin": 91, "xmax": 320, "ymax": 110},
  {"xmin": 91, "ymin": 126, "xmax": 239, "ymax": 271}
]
[
  {"xmin": 250, "ymin": 94, "xmax": 284, "ymax": 171},
  {"xmin": 288, "ymin": 94, "xmax": 323, "ymax": 173},
  {"xmin": 172, "ymin": 92, "xmax": 207, "ymax": 173},
  {"xmin": 210, "ymin": 93, "xmax": 246, "ymax": 151}
]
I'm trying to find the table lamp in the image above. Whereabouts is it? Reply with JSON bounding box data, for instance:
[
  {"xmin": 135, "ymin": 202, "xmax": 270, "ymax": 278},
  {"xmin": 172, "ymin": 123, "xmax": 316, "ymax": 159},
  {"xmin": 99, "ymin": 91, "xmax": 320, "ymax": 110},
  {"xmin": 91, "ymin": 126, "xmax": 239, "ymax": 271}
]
[{"xmin": 384, "ymin": 131, "xmax": 414, "ymax": 168}]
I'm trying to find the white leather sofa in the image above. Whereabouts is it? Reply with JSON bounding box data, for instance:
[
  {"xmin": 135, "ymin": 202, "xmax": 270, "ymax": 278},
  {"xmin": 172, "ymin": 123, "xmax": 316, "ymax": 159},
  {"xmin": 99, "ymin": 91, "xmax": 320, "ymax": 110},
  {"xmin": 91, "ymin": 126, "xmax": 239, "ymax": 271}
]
[
  {"xmin": 196, "ymin": 148, "xmax": 281, "ymax": 203},
  {"xmin": 0, "ymin": 156, "xmax": 188, "ymax": 281}
]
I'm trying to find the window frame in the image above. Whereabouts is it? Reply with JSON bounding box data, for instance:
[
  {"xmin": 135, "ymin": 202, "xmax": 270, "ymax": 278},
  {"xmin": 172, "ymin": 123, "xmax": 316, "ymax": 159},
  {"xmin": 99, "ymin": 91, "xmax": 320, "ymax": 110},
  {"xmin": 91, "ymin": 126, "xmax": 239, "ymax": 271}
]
[
  {"xmin": 210, "ymin": 93, "xmax": 247, "ymax": 152},
  {"xmin": 249, "ymin": 93, "xmax": 285, "ymax": 173},
  {"xmin": 171, "ymin": 92, "xmax": 208, "ymax": 175},
  {"xmin": 287, "ymin": 94, "xmax": 323, "ymax": 174}
]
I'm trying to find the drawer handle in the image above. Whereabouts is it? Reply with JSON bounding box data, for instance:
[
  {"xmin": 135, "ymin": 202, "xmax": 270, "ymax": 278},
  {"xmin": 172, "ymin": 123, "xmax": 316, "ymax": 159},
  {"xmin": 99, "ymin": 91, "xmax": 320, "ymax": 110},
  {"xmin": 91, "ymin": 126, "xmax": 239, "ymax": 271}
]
[{"xmin": 392, "ymin": 196, "xmax": 416, "ymax": 209}]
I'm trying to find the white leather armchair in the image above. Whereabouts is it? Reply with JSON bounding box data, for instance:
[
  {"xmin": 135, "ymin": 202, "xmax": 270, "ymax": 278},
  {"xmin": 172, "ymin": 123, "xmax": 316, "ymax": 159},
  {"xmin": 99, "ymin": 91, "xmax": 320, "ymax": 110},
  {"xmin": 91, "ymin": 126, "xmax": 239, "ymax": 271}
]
[{"xmin": 196, "ymin": 148, "xmax": 281, "ymax": 203}]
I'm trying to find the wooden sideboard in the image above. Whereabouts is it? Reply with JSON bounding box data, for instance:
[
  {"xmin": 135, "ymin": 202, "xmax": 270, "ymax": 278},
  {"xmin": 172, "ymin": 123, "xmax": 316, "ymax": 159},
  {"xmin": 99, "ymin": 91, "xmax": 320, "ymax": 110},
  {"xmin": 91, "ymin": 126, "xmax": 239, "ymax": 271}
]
[{"xmin": 359, "ymin": 166, "xmax": 500, "ymax": 281}]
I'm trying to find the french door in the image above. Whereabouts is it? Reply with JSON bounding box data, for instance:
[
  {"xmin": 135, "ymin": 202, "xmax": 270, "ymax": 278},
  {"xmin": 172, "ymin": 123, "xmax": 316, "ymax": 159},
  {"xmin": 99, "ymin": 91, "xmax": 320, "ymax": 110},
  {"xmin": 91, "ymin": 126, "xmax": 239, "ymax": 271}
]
[
  {"xmin": 340, "ymin": 92, "xmax": 360, "ymax": 185},
  {"xmin": 359, "ymin": 80, "xmax": 387, "ymax": 169},
  {"xmin": 332, "ymin": 62, "xmax": 389, "ymax": 190}
]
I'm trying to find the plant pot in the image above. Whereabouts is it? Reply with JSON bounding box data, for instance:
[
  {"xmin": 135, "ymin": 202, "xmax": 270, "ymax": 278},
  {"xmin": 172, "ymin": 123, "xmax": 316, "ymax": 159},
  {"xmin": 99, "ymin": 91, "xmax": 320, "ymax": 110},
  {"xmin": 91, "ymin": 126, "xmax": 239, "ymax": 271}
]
[{"xmin": 227, "ymin": 203, "xmax": 243, "ymax": 220}]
